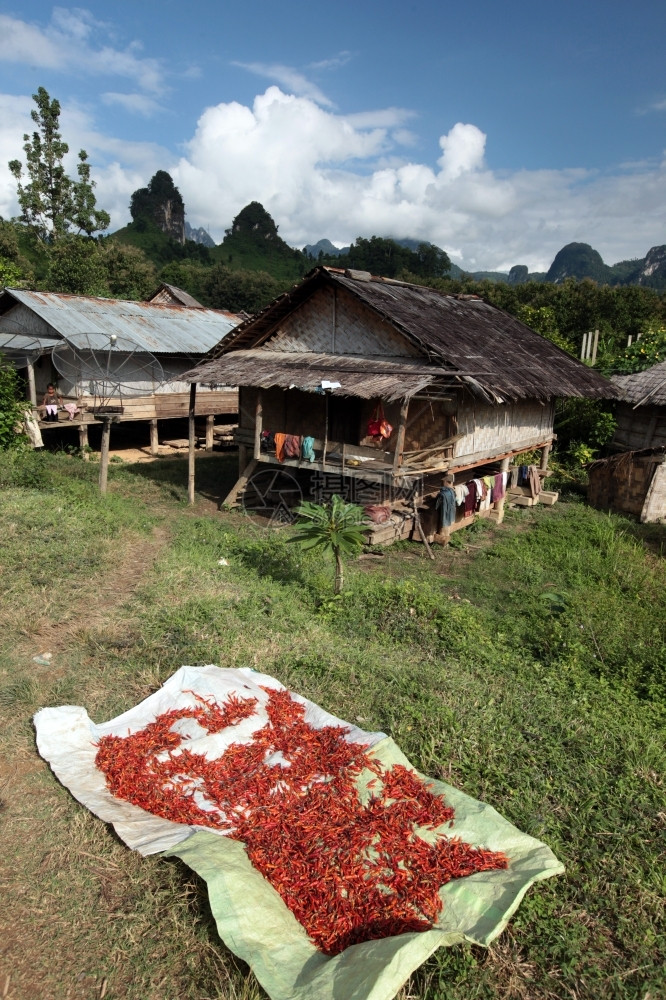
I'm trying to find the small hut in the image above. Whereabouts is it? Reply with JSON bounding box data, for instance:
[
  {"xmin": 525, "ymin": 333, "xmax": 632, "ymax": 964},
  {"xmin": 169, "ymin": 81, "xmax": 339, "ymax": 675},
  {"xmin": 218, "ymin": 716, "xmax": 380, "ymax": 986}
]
[
  {"xmin": 184, "ymin": 267, "xmax": 613, "ymax": 539},
  {"xmin": 587, "ymin": 361, "xmax": 666, "ymax": 522},
  {"xmin": 610, "ymin": 360, "xmax": 666, "ymax": 451}
]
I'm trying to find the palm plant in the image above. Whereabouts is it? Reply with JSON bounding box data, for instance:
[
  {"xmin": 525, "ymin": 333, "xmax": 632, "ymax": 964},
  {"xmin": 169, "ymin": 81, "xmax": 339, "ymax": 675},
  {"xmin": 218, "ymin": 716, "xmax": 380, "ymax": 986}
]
[{"xmin": 290, "ymin": 495, "xmax": 367, "ymax": 594}]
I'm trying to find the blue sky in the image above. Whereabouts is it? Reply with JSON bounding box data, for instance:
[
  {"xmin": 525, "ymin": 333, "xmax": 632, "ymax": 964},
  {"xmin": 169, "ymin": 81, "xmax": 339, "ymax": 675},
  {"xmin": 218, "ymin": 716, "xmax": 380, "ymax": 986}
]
[{"xmin": 0, "ymin": 1, "xmax": 664, "ymax": 271}]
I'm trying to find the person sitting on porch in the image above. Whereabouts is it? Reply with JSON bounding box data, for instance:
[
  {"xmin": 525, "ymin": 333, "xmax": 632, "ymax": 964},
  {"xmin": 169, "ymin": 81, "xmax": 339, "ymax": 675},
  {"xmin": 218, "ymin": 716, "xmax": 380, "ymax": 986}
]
[{"xmin": 42, "ymin": 384, "xmax": 63, "ymax": 421}]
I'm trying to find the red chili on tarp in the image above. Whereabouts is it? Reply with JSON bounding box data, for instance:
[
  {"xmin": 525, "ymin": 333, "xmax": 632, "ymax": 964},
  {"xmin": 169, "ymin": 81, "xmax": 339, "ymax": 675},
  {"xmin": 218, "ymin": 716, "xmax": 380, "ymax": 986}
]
[{"xmin": 95, "ymin": 687, "xmax": 508, "ymax": 955}]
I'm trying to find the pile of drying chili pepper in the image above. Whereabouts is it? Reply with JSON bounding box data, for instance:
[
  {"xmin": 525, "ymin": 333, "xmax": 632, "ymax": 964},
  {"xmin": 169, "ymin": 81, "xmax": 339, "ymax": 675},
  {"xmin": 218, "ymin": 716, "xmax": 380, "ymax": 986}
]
[{"xmin": 95, "ymin": 686, "xmax": 508, "ymax": 954}]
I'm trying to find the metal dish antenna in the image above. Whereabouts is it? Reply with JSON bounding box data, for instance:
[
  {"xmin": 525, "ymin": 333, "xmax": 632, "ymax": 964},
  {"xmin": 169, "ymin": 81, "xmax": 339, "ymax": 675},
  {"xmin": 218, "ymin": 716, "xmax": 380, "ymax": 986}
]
[{"xmin": 51, "ymin": 332, "xmax": 165, "ymax": 492}]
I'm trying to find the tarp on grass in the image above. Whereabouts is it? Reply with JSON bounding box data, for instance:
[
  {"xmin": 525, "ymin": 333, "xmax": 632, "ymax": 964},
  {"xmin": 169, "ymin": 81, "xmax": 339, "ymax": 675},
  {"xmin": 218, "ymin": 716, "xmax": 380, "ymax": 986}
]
[{"xmin": 34, "ymin": 665, "xmax": 564, "ymax": 1000}]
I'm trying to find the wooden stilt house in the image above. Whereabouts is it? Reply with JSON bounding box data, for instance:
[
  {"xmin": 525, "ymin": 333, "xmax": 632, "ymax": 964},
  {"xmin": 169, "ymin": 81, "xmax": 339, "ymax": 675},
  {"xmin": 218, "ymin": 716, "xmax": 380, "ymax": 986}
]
[
  {"xmin": 0, "ymin": 287, "xmax": 241, "ymax": 455},
  {"xmin": 184, "ymin": 267, "xmax": 614, "ymax": 540}
]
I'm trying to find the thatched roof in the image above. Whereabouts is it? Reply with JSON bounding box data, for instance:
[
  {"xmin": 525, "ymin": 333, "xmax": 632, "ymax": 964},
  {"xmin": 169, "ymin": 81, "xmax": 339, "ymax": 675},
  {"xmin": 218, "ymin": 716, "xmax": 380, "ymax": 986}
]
[
  {"xmin": 188, "ymin": 350, "xmax": 460, "ymax": 402},
  {"xmin": 184, "ymin": 267, "xmax": 614, "ymax": 403},
  {"xmin": 611, "ymin": 360, "xmax": 666, "ymax": 407}
]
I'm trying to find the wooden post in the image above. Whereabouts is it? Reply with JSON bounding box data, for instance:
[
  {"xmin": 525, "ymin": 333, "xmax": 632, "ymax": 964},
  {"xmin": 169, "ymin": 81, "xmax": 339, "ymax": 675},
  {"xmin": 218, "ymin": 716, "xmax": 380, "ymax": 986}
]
[
  {"xmin": 188, "ymin": 382, "xmax": 196, "ymax": 505},
  {"xmin": 591, "ymin": 329, "xmax": 599, "ymax": 365},
  {"xmin": 26, "ymin": 360, "xmax": 37, "ymax": 407},
  {"xmin": 99, "ymin": 417, "xmax": 111, "ymax": 494},
  {"xmin": 323, "ymin": 394, "xmax": 329, "ymax": 466},
  {"xmin": 150, "ymin": 419, "xmax": 159, "ymax": 456},
  {"xmin": 79, "ymin": 422, "xmax": 89, "ymax": 461},
  {"xmin": 494, "ymin": 456, "xmax": 511, "ymax": 524},
  {"xmin": 540, "ymin": 441, "xmax": 552, "ymax": 472},
  {"xmin": 253, "ymin": 390, "xmax": 263, "ymax": 460},
  {"xmin": 392, "ymin": 397, "xmax": 410, "ymax": 473},
  {"xmin": 206, "ymin": 414, "xmax": 215, "ymax": 451}
]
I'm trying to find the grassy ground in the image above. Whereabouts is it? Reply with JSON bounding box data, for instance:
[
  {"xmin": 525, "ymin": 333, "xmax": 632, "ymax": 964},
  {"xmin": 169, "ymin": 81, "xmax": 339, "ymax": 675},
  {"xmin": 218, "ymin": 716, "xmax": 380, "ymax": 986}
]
[{"xmin": 0, "ymin": 451, "xmax": 664, "ymax": 1000}]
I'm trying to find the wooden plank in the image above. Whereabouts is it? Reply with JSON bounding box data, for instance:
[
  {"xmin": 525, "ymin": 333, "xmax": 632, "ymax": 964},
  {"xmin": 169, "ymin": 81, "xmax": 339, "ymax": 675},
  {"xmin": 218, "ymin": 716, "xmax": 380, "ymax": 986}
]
[
  {"xmin": 222, "ymin": 459, "xmax": 258, "ymax": 508},
  {"xmin": 392, "ymin": 398, "xmax": 410, "ymax": 473}
]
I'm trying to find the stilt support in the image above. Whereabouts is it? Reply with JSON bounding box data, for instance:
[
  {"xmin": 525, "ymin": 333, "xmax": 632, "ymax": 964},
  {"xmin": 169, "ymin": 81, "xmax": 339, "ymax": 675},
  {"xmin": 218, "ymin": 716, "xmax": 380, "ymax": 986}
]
[
  {"xmin": 222, "ymin": 459, "xmax": 258, "ymax": 509},
  {"xmin": 206, "ymin": 414, "xmax": 215, "ymax": 451},
  {"xmin": 79, "ymin": 422, "xmax": 89, "ymax": 461},
  {"xmin": 150, "ymin": 419, "xmax": 159, "ymax": 456}
]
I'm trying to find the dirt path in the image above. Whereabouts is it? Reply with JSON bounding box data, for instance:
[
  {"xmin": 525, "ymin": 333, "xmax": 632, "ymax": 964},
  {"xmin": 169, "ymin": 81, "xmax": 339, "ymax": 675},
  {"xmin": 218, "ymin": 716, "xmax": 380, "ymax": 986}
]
[
  {"xmin": 17, "ymin": 523, "xmax": 171, "ymax": 661},
  {"xmin": 0, "ymin": 520, "xmax": 176, "ymax": 1000}
]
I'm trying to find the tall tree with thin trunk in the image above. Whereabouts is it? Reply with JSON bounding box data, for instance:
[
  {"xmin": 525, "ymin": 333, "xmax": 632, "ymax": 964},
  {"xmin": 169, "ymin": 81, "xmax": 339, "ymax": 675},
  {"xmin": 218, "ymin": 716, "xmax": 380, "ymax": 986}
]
[{"xmin": 9, "ymin": 87, "xmax": 110, "ymax": 243}]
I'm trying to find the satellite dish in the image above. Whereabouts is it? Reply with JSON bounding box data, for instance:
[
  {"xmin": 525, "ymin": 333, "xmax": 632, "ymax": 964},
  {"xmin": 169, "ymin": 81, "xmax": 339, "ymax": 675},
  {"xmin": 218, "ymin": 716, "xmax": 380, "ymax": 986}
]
[
  {"xmin": 51, "ymin": 332, "xmax": 165, "ymax": 493},
  {"xmin": 0, "ymin": 327, "xmax": 49, "ymax": 369},
  {"xmin": 52, "ymin": 332, "xmax": 164, "ymax": 411},
  {"xmin": 0, "ymin": 315, "xmax": 49, "ymax": 368}
]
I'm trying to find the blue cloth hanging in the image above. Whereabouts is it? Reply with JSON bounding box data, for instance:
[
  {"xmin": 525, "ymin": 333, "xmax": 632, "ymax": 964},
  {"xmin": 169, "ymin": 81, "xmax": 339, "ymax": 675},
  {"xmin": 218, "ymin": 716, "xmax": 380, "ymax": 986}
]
[
  {"xmin": 301, "ymin": 436, "xmax": 316, "ymax": 462},
  {"xmin": 436, "ymin": 487, "xmax": 456, "ymax": 529}
]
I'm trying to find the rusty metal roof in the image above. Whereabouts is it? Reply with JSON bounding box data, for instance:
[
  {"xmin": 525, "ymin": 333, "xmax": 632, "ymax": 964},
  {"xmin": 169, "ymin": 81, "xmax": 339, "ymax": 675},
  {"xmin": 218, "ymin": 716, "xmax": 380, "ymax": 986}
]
[{"xmin": 0, "ymin": 289, "xmax": 243, "ymax": 356}]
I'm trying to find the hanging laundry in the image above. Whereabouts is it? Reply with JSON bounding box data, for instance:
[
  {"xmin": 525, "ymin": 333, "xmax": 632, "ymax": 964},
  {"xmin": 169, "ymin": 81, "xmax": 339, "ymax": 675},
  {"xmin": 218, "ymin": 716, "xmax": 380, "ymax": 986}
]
[
  {"xmin": 509, "ymin": 467, "xmax": 519, "ymax": 487},
  {"xmin": 527, "ymin": 465, "xmax": 542, "ymax": 498},
  {"xmin": 483, "ymin": 475, "xmax": 494, "ymax": 491},
  {"xmin": 436, "ymin": 486, "xmax": 456, "ymax": 529},
  {"xmin": 491, "ymin": 472, "xmax": 505, "ymax": 502},
  {"xmin": 283, "ymin": 435, "xmax": 301, "ymax": 458},
  {"xmin": 261, "ymin": 429, "xmax": 274, "ymax": 453},
  {"xmin": 301, "ymin": 436, "xmax": 315, "ymax": 462},
  {"xmin": 464, "ymin": 481, "xmax": 477, "ymax": 517},
  {"xmin": 274, "ymin": 433, "xmax": 287, "ymax": 462},
  {"xmin": 478, "ymin": 488, "xmax": 493, "ymax": 512},
  {"xmin": 454, "ymin": 483, "xmax": 469, "ymax": 506}
]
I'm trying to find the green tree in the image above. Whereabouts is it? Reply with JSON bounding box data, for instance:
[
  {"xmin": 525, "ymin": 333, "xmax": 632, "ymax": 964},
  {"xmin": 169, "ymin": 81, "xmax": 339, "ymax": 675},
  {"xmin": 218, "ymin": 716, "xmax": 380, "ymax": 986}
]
[
  {"xmin": 289, "ymin": 495, "xmax": 367, "ymax": 595},
  {"xmin": 8, "ymin": 87, "xmax": 110, "ymax": 242},
  {"xmin": 100, "ymin": 241, "xmax": 157, "ymax": 300},
  {"xmin": 0, "ymin": 219, "xmax": 35, "ymax": 286},
  {"xmin": 0, "ymin": 355, "xmax": 26, "ymax": 450},
  {"xmin": 46, "ymin": 236, "xmax": 108, "ymax": 295}
]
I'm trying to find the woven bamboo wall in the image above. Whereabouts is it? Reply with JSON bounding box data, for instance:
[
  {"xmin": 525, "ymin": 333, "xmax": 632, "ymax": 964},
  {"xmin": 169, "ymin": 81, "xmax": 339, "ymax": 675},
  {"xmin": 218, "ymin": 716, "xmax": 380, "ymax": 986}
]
[
  {"xmin": 588, "ymin": 453, "xmax": 665, "ymax": 521},
  {"xmin": 613, "ymin": 404, "xmax": 666, "ymax": 450},
  {"xmin": 403, "ymin": 399, "xmax": 456, "ymax": 452},
  {"xmin": 454, "ymin": 399, "xmax": 554, "ymax": 459},
  {"xmin": 268, "ymin": 286, "xmax": 420, "ymax": 357}
]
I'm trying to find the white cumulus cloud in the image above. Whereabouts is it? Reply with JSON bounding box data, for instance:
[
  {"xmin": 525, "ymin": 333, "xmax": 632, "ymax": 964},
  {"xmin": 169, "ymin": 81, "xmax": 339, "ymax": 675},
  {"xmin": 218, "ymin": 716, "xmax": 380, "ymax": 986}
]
[{"xmin": 1, "ymin": 83, "xmax": 665, "ymax": 273}]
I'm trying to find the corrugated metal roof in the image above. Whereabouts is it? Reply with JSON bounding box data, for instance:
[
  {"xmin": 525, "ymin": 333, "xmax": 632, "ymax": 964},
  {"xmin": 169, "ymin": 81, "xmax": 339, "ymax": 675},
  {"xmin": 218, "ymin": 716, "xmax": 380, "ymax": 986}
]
[
  {"xmin": 0, "ymin": 332, "xmax": 60, "ymax": 352},
  {"xmin": 1, "ymin": 289, "xmax": 243, "ymax": 355}
]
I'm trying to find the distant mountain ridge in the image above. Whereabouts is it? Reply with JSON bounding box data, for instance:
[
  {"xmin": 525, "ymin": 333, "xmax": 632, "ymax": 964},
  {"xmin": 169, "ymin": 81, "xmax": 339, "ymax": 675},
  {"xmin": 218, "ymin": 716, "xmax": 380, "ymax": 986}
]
[
  {"xmin": 112, "ymin": 170, "xmax": 665, "ymax": 290},
  {"xmin": 305, "ymin": 236, "xmax": 666, "ymax": 289}
]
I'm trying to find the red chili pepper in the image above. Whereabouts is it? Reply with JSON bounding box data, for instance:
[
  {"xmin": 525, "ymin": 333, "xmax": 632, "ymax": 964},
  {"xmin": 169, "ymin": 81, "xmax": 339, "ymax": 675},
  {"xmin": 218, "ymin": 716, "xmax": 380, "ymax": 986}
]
[{"xmin": 95, "ymin": 687, "xmax": 508, "ymax": 955}]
